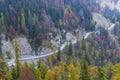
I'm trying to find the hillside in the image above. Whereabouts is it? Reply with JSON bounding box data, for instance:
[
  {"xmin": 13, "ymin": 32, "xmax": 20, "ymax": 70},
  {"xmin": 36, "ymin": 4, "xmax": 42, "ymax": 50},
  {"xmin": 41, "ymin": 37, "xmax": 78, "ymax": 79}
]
[
  {"xmin": 0, "ymin": 0, "xmax": 120, "ymax": 80},
  {"xmin": 96, "ymin": 0, "xmax": 120, "ymax": 11},
  {"xmin": 0, "ymin": 0, "xmax": 96, "ymax": 59}
]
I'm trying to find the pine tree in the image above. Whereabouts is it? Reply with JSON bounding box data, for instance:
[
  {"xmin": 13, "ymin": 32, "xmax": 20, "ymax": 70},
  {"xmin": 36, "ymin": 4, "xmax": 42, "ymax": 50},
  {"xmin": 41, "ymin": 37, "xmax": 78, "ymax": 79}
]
[
  {"xmin": 0, "ymin": 59, "xmax": 7, "ymax": 74},
  {"xmin": 97, "ymin": 67, "xmax": 107, "ymax": 80},
  {"xmin": 81, "ymin": 56, "xmax": 90, "ymax": 80},
  {"xmin": 0, "ymin": 41, "xmax": 2, "ymax": 58},
  {"xmin": 11, "ymin": 67, "xmax": 17, "ymax": 80},
  {"xmin": 23, "ymin": 62, "xmax": 29, "ymax": 69},
  {"xmin": 0, "ymin": 13, "xmax": 6, "ymax": 34},
  {"xmin": 68, "ymin": 41, "xmax": 73, "ymax": 56},
  {"xmin": 33, "ymin": 13, "xmax": 39, "ymax": 27},
  {"xmin": 57, "ymin": 47, "xmax": 61, "ymax": 61},
  {"xmin": 29, "ymin": 62, "xmax": 36, "ymax": 74},
  {"xmin": 28, "ymin": 10, "xmax": 33, "ymax": 27}
]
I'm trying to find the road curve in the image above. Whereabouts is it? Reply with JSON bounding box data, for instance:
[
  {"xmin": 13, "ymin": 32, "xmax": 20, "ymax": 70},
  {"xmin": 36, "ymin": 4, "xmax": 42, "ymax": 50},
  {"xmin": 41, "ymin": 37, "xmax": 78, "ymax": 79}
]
[
  {"xmin": 7, "ymin": 20, "xmax": 115, "ymax": 67},
  {"xmin": 7, "ymin": 41, "xmax": 68, "ymax": 66}
]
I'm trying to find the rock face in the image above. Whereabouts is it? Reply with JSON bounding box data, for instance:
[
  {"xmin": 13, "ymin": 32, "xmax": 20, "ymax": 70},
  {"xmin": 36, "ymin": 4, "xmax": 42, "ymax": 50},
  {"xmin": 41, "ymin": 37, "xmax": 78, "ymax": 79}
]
[
  {"xmin": 1, "ymin": 37, "xmax": 33, "ymax": 60},
  {"xmin": 37, "ymin": 47, "xmax": 52, "ymax": 55},
  {"xmin": 96, "ymin": 0, "xmax": 120, "ymax": 12},
  {"xmin": 0, "ymin": 34, "xmax": 6, "ymax": 40},
  {"xmin": 66, "ymin": 32, "xmax": 74, "ymax": 41},
  {"xmin": 50, "ymin": 40, "xmax": 59, "ymax": 48},
  {"xmin": 1, "ymin": 40, "xmax": 15, "ymax": 60},
  {"xmin": 17, "ymin": 37, "xmax": 32, "ymax": 56},
  {"xmin": 92, "ymin": 13, "xmax": 111, "ymax": 29}
]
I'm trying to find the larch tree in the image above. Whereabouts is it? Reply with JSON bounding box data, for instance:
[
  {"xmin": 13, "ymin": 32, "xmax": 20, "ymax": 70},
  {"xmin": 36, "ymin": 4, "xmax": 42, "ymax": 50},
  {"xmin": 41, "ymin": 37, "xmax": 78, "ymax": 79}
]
[
  {"xmin": 36, "ymin": 69, "xmax": 42, "ymax": 80},
  {"xmin": 53, "ymin": 66, "xmax": 62, "ymax": 80},
  {"xmin": 37, "ymin": 59, "xmax": 48, "ymax": 79},
  {"xmin": 112, "ymin": 63, "xmax": 120, "ymax": 80},
  {"xmin": 14, "ymin": 39, "xmax": 21, "ymax": 78},
  {"xmin": 75, "ymin": 60, "xmax": 81, "ymax": 80},
  {"xmin": 45, "ymin": 70, "xmax": 55, "ymax": 80},
  {"xmin": 48, "ymin": 55, "xmax": 53, "ymax": 69},
  {"xmin": 104, "ymin": 62, "xmax": 113, "ymax": 80},
  {"xmin": 90, "ymin": 66, "xmax": 98, "ymax": 80},
  {"xmin": 6, "ymin": 68, "xmax": 12, "ymax": 80},
  {"xmin": 21, "ymin": 9, "xmax": 26, "ymax": 30},
  {"xmin": 69, "ymin": 63, "xmax": 79, "ymax": 80}
]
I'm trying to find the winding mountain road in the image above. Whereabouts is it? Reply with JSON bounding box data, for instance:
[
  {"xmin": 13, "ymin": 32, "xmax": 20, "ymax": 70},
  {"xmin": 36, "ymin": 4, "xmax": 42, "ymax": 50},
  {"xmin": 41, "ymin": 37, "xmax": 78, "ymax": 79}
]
[
  {"xmin": 7, "ymin": 41, "xmax": 69, "ymax": 66},
  {"xmin": 7, "ymin": 13, "xmax": 116, "ymax": 67}
]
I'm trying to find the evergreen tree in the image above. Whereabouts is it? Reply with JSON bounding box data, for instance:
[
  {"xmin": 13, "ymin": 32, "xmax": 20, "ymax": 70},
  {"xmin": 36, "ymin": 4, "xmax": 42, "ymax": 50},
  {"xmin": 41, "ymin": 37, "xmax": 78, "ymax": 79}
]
[
  {"xmin": 81, "ymin": 56, "xmax": 90, "ymax": 80},
  {"xmin": 0, "ymin": 40, "xmax": 2, "ymax": 58},
  {"xmin": 29, "ymin": 62, "xmax": 36, "ymax": 75},
  {"xmin": 11, "ymin": 67, "xmax": 17, "ymax": 80},
  {"xmin": 23, "ymin": 62, "xmax": 29, "ymax": 69},
  {"xmin": 97, "ymin": 67, "xmax": 107, "ymax": 80},
  {"xmin": 68, "ymin": 41, "xmax": 73, "ymax": 56},
  {"xmin": 0, "ymin": 59, "xmax": 7, "ymax": 74},
  {"xmin": 33, "ymin": 13, "xmax": 39, "ymax": 27},
  {"xmin": 57, "ymin": 47, "xmax": 61, "ymax": 61},
  {"xmin": 0, "ymin": 13, "xmax": 6, "ymax": 34},
  {"xmin": 28, "ymin": 10, "xmax": 33, "ymax": 27}
]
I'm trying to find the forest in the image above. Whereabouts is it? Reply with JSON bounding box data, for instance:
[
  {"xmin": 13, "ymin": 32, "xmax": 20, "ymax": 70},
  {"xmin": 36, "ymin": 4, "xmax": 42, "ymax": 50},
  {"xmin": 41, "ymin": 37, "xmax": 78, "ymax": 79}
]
[
  {"xmin": 0, "ymin": 39, "xmax": 120, "ymax": 80},
  {"xmin": 0, "ymin": 0, "xmax": 120, "ymax": 80},
  {"xmin": 0, "ymin": 0, "xmax": 96, "ymax": 50}
]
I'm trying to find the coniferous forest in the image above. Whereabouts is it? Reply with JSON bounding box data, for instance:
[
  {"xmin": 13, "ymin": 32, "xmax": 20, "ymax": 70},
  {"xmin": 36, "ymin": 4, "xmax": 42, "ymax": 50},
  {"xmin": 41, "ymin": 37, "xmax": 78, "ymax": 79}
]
[{"xmin": 0, "ymin": 0, "xmax": 120, "ymax": 80}]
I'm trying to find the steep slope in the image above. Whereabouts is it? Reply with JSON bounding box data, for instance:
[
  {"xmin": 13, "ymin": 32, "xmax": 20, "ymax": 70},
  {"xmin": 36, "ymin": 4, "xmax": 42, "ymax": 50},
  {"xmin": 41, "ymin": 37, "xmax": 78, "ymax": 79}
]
[
  {"xmin": 92, "ymin": 13, "xmax": 111, "ymax": 29},
  {"xmin": 96, "ymin": 0, "xmax": 120, "ymax": 11}
]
